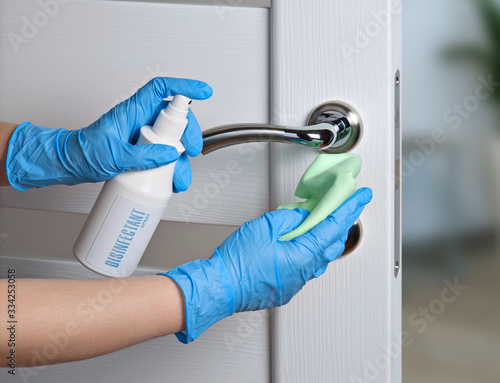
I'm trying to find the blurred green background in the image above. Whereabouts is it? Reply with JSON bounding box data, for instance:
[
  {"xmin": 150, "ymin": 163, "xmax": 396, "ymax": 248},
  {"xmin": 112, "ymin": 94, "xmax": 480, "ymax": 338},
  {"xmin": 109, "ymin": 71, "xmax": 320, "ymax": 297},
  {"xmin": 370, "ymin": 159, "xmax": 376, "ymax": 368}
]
[{"xmin": 402, "ymin": 0, "xmax": 500, "ymax": 381}]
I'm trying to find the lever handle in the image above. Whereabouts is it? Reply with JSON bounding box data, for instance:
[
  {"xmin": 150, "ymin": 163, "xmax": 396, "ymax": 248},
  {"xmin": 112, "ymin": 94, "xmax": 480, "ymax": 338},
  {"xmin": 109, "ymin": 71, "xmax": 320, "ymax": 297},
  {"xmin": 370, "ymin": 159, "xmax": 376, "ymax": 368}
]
[{"xmin": 202, "ymin": 101, "xmax": 362, "ymax": 155}]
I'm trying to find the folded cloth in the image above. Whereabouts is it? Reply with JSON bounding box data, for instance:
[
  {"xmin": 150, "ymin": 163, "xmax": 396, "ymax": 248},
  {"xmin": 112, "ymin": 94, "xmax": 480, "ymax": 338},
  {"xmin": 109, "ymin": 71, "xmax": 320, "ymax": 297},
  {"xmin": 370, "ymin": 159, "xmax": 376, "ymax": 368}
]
[{"xmin": 278, "ymin": 153, "xmax": 362, "ymax": 241}]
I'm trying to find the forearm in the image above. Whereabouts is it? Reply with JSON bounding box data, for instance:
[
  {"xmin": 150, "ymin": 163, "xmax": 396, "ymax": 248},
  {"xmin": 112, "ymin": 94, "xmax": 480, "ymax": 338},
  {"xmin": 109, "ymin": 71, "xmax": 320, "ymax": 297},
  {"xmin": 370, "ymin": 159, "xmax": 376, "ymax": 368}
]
[
  {"xmin": 0, "ymin": 275, "xmax": 185, "ymax": 367},
  {"xmin": 0, "ymin": 121, "xmax": 19, "ymax": 187}
]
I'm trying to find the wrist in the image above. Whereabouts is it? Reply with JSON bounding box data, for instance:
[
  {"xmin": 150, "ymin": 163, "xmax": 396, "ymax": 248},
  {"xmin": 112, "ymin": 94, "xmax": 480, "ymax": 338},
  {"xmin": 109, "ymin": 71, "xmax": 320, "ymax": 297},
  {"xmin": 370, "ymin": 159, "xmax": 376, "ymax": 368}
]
[
  {"xmin": 158, "ymin": 253, "xmax": 235, "ymax": 344},
  {"xmin": 149, "ymin": 275, "xmax": 186, "ymax": 334},
  {"xmin": 6, "ymin": 121, "xmax": 41, "ymax": 190}
]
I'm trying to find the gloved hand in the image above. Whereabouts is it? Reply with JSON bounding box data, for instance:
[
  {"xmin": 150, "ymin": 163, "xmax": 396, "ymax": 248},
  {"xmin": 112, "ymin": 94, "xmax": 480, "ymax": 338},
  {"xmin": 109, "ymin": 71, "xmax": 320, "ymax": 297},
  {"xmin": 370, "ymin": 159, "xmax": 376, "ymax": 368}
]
[
  {"xmin": 6, "ymin": 77, "xmax": 213, "ymax": 191},
  {"xmin": 161, "ymin": 187, "xmax": 372, "ymax": 344}
]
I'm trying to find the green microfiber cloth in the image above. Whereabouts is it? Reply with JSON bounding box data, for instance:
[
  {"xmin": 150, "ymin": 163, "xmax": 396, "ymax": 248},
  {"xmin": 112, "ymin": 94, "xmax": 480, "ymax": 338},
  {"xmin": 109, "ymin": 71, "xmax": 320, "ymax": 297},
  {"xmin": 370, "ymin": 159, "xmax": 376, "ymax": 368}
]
[{"xmin": 278, "ymin": 153, "xmax": 362, "ymax": 241}]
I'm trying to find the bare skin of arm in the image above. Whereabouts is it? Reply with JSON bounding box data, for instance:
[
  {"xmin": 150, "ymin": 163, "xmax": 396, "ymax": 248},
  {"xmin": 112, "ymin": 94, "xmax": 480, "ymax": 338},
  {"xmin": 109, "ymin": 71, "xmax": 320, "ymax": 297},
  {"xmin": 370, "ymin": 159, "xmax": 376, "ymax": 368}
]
[
  {"xmin": 0, "ymin": 124, "xmax": 185, "ymax": 366},
  {"xmin": 0, "ymin": 275, "xmax": 185, "ymax": 367}
]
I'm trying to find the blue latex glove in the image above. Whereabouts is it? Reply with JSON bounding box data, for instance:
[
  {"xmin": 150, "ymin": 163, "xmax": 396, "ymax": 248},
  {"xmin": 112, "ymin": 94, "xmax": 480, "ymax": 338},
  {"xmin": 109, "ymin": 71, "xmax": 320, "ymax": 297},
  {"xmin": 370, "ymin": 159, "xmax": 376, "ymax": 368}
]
[
  {"xmin": 6, "ymin": 77, "xmax": 213, "ymax": 191},
  {"xmin": 160, "ymin": 187, "xmax": 372, "ymax": 344}
]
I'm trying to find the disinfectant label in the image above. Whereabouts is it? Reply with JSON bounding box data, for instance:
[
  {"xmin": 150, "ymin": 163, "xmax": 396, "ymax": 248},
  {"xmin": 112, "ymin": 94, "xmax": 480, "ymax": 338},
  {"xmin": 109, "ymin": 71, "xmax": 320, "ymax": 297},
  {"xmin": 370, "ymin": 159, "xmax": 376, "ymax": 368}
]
[{"xmin": 86, "ymin": 194, "xmax": 166, "ymax": 276}]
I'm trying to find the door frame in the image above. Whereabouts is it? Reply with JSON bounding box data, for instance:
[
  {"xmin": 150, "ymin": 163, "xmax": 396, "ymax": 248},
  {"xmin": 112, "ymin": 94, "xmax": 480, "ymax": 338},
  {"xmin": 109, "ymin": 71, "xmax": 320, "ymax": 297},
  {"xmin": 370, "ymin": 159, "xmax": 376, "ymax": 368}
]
[{"xmin": 270, "ymin": 1, "xmax": 402, "ymax": 382}]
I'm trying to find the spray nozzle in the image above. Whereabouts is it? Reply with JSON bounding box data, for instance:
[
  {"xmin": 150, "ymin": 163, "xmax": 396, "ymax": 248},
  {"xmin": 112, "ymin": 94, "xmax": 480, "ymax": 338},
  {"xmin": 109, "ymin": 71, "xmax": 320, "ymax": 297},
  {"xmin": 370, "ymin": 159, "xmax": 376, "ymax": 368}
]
[
  {"xmin": 169, "ymin": 94, "xmax": 192, "ymax": 111},
  {"xmin": 152, "ymin": 94, "xmax": 192, "ymax": 141}
]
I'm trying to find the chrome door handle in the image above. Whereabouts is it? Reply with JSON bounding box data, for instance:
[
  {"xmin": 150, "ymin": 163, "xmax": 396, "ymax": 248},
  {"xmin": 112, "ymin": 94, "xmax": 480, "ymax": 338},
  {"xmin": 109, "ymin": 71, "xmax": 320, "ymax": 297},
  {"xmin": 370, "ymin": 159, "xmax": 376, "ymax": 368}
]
[{"xmin": 202, "ymin": 101, "xmax": 363, "ymax": 154}]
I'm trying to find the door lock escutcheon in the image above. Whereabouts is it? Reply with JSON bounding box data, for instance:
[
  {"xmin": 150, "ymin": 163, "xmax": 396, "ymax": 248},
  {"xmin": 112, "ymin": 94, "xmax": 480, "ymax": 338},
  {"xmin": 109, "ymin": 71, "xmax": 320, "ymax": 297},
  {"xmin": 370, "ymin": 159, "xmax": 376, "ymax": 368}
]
[{"xmin": 342, "ymin": 219, "xmax": 363, "ymax": 256}]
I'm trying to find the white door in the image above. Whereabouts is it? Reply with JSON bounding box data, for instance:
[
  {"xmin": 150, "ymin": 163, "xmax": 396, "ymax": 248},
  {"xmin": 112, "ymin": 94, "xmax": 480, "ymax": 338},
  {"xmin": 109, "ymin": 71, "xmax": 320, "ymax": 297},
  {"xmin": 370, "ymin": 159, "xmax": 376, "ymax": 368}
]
[{"xmin": 0, "ymin": 1, "xmax": 401, "ymax": 382}]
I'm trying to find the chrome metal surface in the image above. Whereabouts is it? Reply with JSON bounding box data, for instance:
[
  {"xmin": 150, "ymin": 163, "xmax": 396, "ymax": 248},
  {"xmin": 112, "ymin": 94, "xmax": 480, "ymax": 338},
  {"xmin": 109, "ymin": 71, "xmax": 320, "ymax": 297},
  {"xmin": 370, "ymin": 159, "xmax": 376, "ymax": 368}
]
[
  {"xmin": 394, "ymin": 69, "xmax": 401, "ymax": 278},
  {"xmin": 202, "ymin": 122, "xmax": 340, "ymax": 154},
  {"xmin": 201, "ymin": 101, "xmax": 363, "ymax": 154},
  {"xmin": 307, "ymin": 101, "xmax": 363, "ymax": 154}
]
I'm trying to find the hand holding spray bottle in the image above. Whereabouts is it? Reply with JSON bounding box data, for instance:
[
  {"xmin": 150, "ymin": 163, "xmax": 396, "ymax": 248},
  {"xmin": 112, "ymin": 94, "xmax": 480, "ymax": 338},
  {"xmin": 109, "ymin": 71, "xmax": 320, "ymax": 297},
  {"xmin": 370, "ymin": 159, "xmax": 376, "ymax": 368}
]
[{"xmin": 74, "ymin": 95, "xmax": 192, "ymax": 277}]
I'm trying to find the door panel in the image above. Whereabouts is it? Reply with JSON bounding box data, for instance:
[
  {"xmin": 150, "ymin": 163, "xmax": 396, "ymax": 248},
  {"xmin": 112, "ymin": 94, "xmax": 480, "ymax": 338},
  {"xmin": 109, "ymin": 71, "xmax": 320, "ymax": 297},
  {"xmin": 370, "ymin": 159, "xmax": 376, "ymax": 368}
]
[
  {"xmin": 0, "ymin": 0, "xmax": 270, "ymax": 226},
  {"xmin": 0, "ymin": 2, "xmax": 272, "ymax": 382},
  {"xmin": 0, "ymin": 207, "xmax": 238, "ymax": 269},
  {"xmin": 270, "ymin": 1, "xmax": 401, "ymax": 382}
]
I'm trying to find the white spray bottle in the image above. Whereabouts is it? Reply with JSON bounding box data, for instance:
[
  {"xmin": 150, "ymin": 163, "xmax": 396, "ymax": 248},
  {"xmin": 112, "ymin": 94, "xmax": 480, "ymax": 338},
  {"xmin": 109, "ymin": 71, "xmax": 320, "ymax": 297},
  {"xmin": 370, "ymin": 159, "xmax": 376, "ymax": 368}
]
[{"xmin": 73, "ymin": 95, "xmax": 192, "ymax": 277}]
